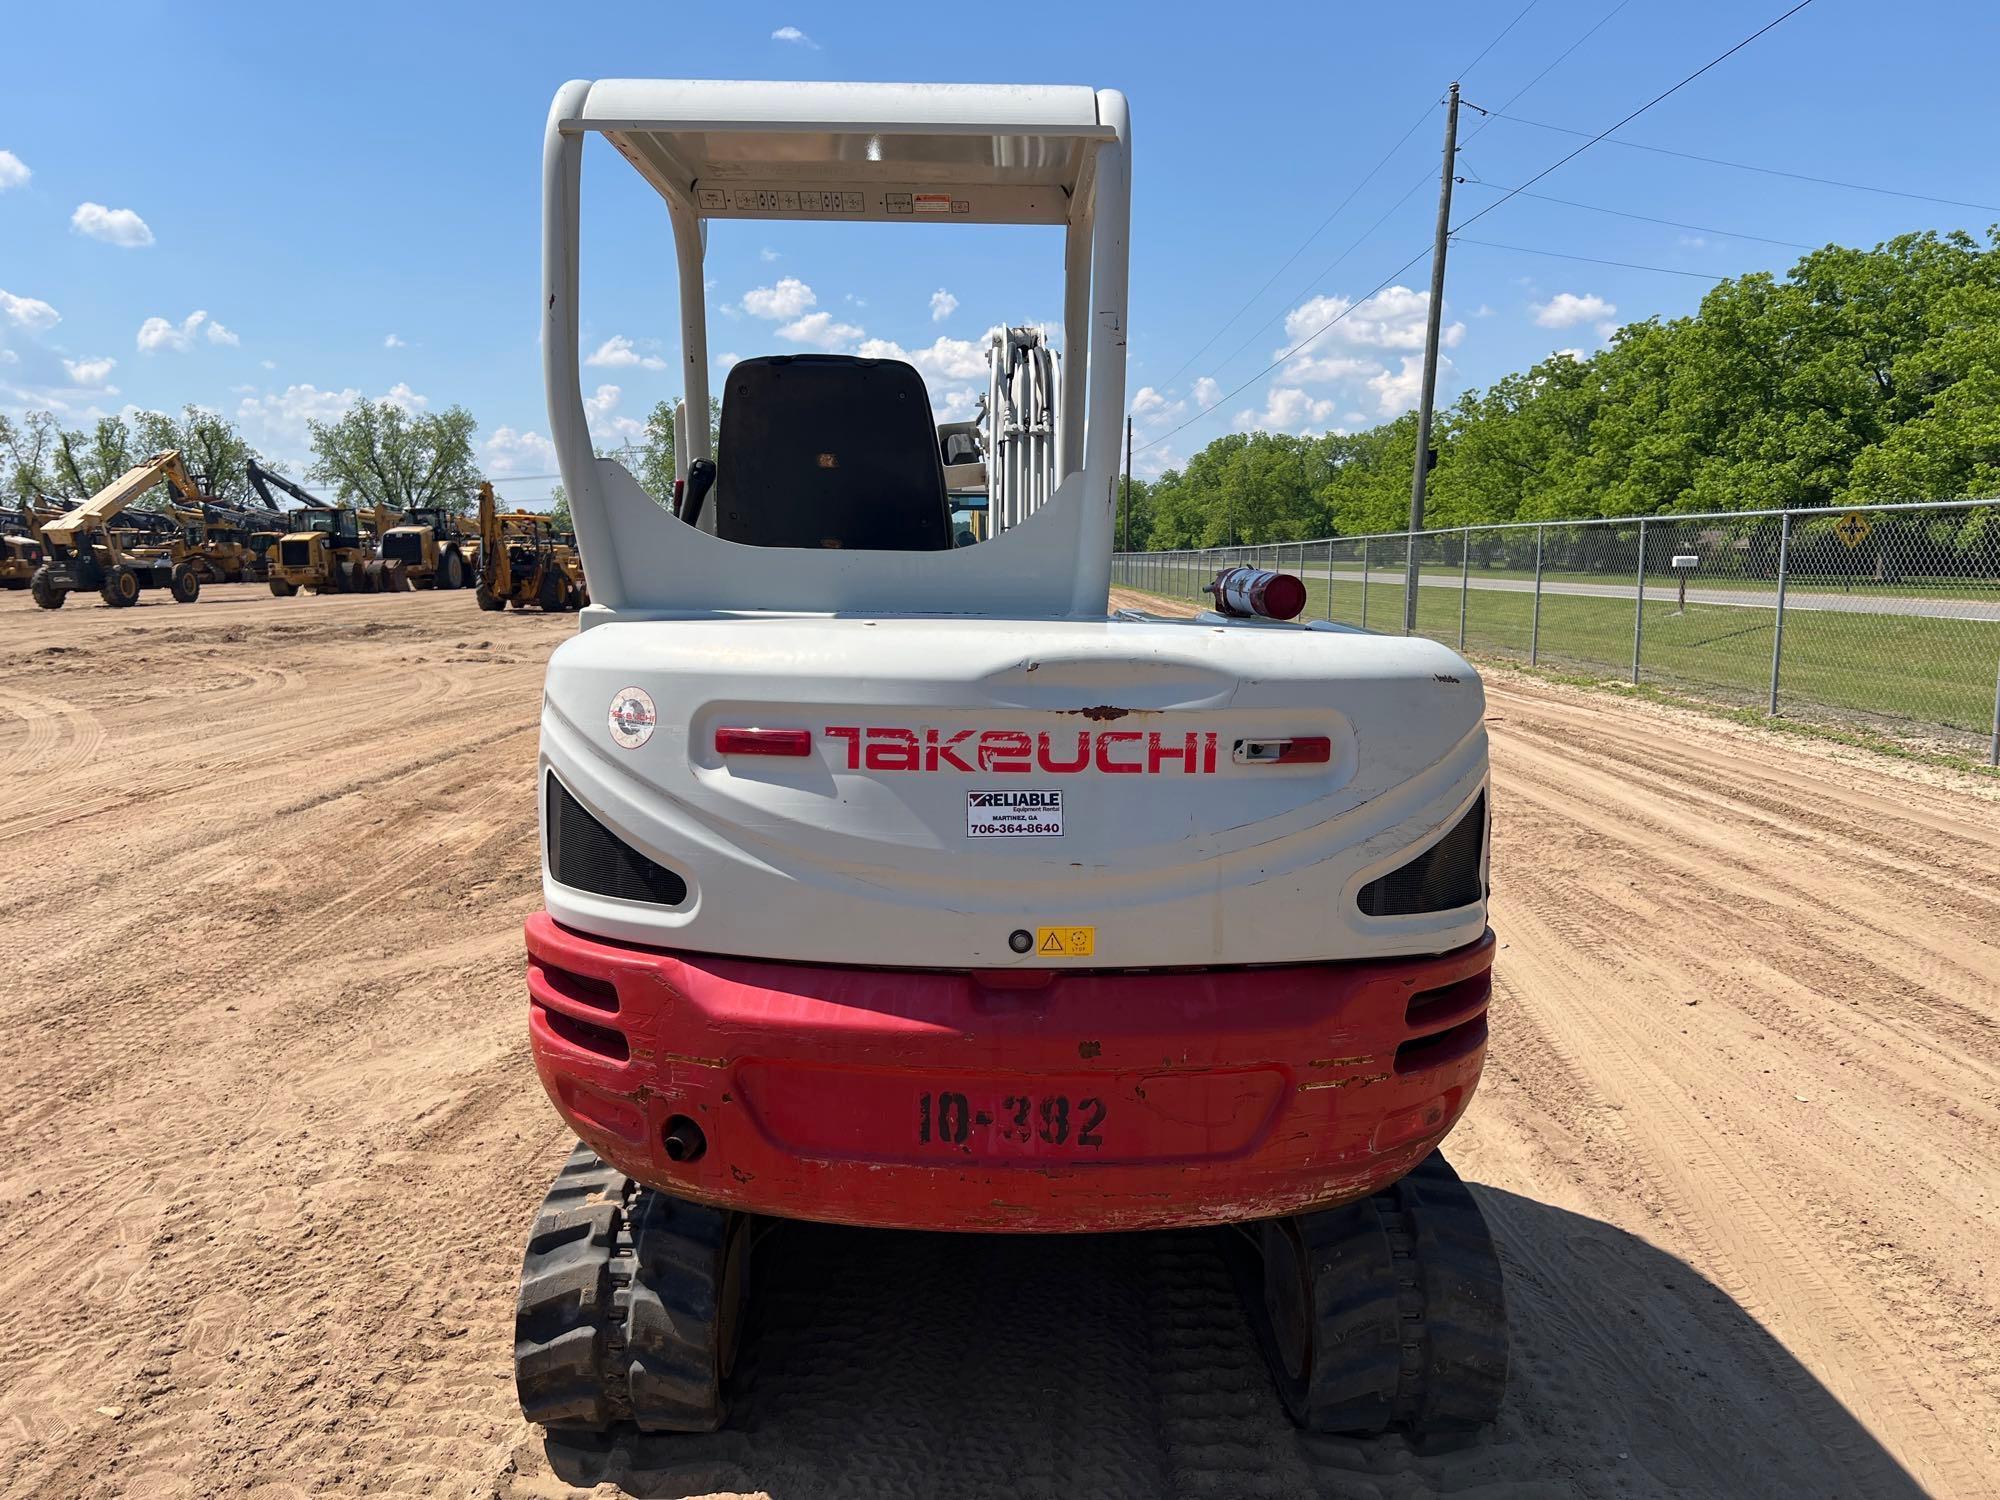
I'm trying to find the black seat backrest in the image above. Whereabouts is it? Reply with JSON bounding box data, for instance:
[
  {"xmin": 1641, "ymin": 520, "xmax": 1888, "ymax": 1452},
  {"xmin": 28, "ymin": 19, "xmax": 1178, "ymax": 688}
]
[{"xmin": 712, "ymin": 354, "xmax": 953, "ymax": 551}]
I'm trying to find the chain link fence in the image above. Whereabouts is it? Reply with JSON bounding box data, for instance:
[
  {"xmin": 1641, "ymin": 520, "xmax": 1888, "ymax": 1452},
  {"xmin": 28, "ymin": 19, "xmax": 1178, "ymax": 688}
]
[{"xmin": 1114, "ymin": 499, "xmax": 2000, "ymax": 765}]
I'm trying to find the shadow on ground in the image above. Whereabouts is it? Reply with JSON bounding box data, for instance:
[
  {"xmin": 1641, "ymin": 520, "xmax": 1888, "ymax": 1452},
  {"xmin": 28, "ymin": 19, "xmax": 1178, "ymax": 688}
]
[{"xmin": 513, "ymin": 1185, "xmax": 1922, "ymax": 1500}]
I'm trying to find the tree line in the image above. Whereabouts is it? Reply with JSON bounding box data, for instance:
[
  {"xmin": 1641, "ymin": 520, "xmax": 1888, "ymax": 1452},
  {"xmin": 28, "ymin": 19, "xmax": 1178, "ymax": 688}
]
[
  {"xmin": 1127, "ymin": 229, "xmax": 2000, "ymax": 551},
  {"xmin": 0, "ymin": 390, "xmax": 708, "ymax": 530}
]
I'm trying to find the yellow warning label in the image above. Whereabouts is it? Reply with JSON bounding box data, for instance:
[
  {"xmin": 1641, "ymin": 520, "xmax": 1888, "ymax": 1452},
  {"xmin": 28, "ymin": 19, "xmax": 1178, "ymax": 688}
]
[
  {"xmin": 1833, "ymin": 511, "xmax": 1872, "ymax": 549},
  {"xmin": 1035, "ymin": 926, "xmax": 1096, "ymax": 957}
]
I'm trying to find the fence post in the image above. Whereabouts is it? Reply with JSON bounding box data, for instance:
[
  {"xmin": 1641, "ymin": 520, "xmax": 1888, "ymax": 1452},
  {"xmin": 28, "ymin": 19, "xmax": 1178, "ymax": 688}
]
[
  {"xmin": 1361, "ymin": 538, "xmax": 1371, "ymax": 630},
  {"xmin": 1457, "ymin": 527, "xmax": 1470, "ymax": 650},
  {"xmin": 1768, "ymin": 511, "xmax": 1791, "ymax": 716},
  {"xmin": 1530, "ymin": 527, "xmax": 1544, "ymax": 666},
  {"xmin": 1325, "ymin": 539, "xmax": 1334, "ymax": 621},
  {"xmin": 1989, "ymin": 653, "xmax": 1999, "ymax": 767},
  {"xmin": 1631, "ymin": 518, "xmax": 1647, "ymax": 686}
]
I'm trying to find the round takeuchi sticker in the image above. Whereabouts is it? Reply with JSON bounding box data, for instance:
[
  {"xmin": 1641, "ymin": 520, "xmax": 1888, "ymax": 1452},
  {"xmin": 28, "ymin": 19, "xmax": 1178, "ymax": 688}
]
[{"xmin": 608, "ymin": 686, "xmax": 658, "ymax": 750}]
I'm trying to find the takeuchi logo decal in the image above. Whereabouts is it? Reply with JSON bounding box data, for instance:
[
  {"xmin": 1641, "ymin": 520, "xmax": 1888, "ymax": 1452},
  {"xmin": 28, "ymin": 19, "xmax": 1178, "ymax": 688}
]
[{"xmin": 826, "ymin": 726, "xmax": 1219, "ymax": 775}]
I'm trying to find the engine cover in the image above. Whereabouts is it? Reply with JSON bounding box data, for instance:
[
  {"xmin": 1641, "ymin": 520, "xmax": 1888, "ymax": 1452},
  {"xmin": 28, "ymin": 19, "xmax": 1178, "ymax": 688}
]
[{"xmin": 538, "ymin": 615, "xmax": 1488, "ymax": 969}]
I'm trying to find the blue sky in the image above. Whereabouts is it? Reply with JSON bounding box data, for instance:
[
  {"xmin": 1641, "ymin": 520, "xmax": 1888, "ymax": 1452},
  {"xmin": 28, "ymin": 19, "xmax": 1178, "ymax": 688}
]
[{"xmin": 2, "ymin": 1, "xmax": 1991, "ymax": 505}]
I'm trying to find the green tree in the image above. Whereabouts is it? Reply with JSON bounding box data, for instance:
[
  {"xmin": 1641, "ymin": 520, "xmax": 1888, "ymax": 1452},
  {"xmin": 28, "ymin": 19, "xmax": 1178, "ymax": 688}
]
[
  {"xmin": 0, "ymin": 410, "xmax": 60, "ymax": 501},
  {"xmin": 1133, "ymin": 226, "xmax": 2000, "ymax": 549},
  {"xmin": 308, "ymin": 398, "xmax": 481, "ymax": 515},
  {"xmin": 633, "ymin": 397, "xmax": 720, "ymax": 505},
  {"xmin": 129, "ymin": 405, "xmax": 265, "ymax": 506},
  {"xmin": 55, "ymin": 417, "xmax": 136, "ymax": 498}
]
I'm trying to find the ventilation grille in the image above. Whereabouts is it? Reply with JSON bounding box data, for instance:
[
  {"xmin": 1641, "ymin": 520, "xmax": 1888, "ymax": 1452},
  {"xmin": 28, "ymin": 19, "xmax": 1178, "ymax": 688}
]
[
  {"xmin": 546, "ymin": 775, "xmax": 688, "ymax": 906},
  {"xmin": 280, "ymin": 539, "xmax": 312, "ymax": 568},
  {"xmin": 380, "ymin": 532, "xmax": 424, "ymax": 563},
  {"xmin": 1358, "ymin": 794, "xmax": 1486, "ymax": 917}
]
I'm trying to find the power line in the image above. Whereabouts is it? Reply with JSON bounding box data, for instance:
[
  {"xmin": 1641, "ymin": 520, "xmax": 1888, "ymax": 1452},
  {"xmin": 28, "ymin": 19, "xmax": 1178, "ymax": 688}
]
[
  {"xmin": 1455, "ymin": 0, "xmax": 1821, "ymax": 237},
  {"xmin": 1472, "ymin": 108, "xmax": 2000, "ymax": 216},
  {"xmin": 1458, "ymin": 177, "xmax": 1817, "ymax": 250},
  {"xmin": 1211, "ymin": 173, "xmax": 1433, "ymax": 376},
  {"xmin": 1147, "ymin": 0, "xmax": 1555, "ymax": 399},
  {"xmin": 1136, "ymin": 2, "xmax": 1814, "ymax": 457},
  {"xmin": 1149, "ymin": 101, "xmax": 1436, "ymax": 394},
  {"xmin": 1136, "ymin": 243, "xmax": 1436, "ymax": 453},
  {"xmin": 1458, "ymin": 0, "xmax": 1541, "ymax": 79},
  {"xmin": 1166, "ymin": 0, "xmax": 1651, "ymax": 400},
  {"xmin": 1463, "ymin": 0, "xmax": 1633, "ymax": 134},
  {"xmin": 1454, "ymin": 236, "xmax": 1728, "ymax": 280}
]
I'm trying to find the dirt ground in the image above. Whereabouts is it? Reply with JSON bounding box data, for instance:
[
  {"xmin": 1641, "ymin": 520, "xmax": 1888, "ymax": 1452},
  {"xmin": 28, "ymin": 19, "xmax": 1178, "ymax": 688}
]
[{"xmin": 1, "ymin": 582, "xmax": 1996, "ymax": 1500}]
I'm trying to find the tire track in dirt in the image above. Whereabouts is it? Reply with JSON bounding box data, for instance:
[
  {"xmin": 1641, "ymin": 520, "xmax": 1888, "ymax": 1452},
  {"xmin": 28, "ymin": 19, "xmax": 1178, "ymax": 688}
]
[{"xmin": 2, "ymin": 586, "xmax": 1993, "ymax": 1499}]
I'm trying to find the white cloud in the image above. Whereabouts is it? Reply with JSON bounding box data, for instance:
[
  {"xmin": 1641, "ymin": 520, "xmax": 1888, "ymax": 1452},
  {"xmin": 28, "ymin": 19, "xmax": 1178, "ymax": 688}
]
[
  {"xmin": 483, "ymin": 425, "xmax": 559, "ymax": 477},
  {"xmin": 1551, "ymin": 348, "xmax": 1586, "ymax": 362},
  {"xmin": 742, "ymin": 277, "xmax": 817, "ymax": 320},
  {"xmin": 1282, "ymin": 285, "xmax": 1460, "ymax": 355},
  {"xmin": 0, "ymin": 349, "xmax": 16, "ymax": 364},
  {"xmin": 383, "ymin": 333, "xmax": 407, "ymax": 348},
  {"xmin": 206, "ymin": 319, "xmax": 239, "ymax": 347},
  {"xmin": 759, "ymin": 247, "xmax": 781, "ymax": 263},
  {"xmin": 381, "ymin": 381, "xmax": 428, "ymax": 412},
  {"xmin": 0, "ymin": 151, "xmax": 29, "ymax": 191},
  {"xmin": 260, "ymin": 359, "xmax": 277, "ymax": 370},
  {"xmin": 1134, "ymin": 442, "xmax": 1183, "ymax": 480},
  {"xmin": 929, "ymin": 288, "xmax": 959, "ymax": 323},
  {"xmin": 62, "ymin": 356, "xmax": 116, "ymax": 386},
  {"xmin": 716, "ymin": 351, "xmax": 741, "ymax": 370},
  {"xmin": 771, "ymin": 24, "xmax": 818, "ymax": 47},
  {"xmin": 1280, "ymin": 352, "xmax": 1376, "ymax": 385},
  {"xmin": 1678, "ymin": 234, "xmax": 1708, "ymax": 251},
  {"xmin": 1191, "ymin": 376, "xmax": 1221, "ymax": 407},
  {"xmin": 933, "ymin": 386, "xmax": 982, "ymax": 422},
  {"xmin": 1367, "ymin": 356, "xmax": 1437, "ymax": 418},
  {"xmin": 137, "ymin": 310, "xmax": 220, "ymax": 353},
  {"xmin": 581, "ymin": 382, "xmax": 645, "ymax": 444},
  {"xmin": 779, "ymin": 311, "xmax": 865, "ymax": 350},
  {"xmin": 856, "ymin": 332, "xmax": 990, "ymax": 380},
  {"xmin": 586, "ymin": 334, "xmax": 668, "ymax": 370},
  {"xmin": 1130, "ymin": 385, "xmax": 1186, "ymax": 426},
  {"xmin": 0, "ymin": 288, "xmax": 60, "ymax": 332},
  {"xmin": 1237, "ymin": 387, "xmax": 1340, "ymax": 433},
  {"xmin": 1532, "ymin": 291, "xmax": 1616, "ymax": 329},
  {"xmin": 235, "ymin": 383, "xmax": 362, "ymax": 455},
  {"xmin": 71, "ymin": 202, "xmax": 154, "ymax": 248}
]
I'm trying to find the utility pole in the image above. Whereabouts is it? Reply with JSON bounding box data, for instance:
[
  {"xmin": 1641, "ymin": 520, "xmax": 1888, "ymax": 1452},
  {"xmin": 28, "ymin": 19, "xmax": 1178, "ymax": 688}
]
[
  {"xmin": 1405, "ymin": 81, "xmax": 1460, "ymax": 635},
  {"xmin": 1123, "ymin": 415, "xmax": 1133, "ymax": 554}
]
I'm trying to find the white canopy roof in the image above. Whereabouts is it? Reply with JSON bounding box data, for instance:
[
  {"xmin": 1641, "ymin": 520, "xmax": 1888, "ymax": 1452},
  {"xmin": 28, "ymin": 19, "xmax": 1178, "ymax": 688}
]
[{"xmin": 564, "ymin": 80, "xmax": 1117, "ymax": 225}]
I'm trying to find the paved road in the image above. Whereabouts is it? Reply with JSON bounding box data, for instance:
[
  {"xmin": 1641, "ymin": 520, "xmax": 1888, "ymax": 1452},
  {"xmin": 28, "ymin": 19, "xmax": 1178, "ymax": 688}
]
[{"xmin": 1277, "ymin": 565, "xmax": 2000, "ymax": 622}]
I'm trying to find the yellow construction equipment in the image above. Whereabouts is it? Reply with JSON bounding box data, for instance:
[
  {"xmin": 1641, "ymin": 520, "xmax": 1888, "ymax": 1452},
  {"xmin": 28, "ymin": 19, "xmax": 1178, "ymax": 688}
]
[
  {"xmin": 246, "ymin": 460, "xmax": 405, "ymax": 596},
  {"xmin": 475, "ymin": 482, "xmax": 586, "ymax": 611},
  {"xmin": 30, "ymin": 451, "xmax": 209, "ymax": 609},
  {"xmin": 377, "ymin": 502, "xmax": 480, "ymax": 590},
  {"xmin": 3, "ymin": 503, "xmax": 55, "ymax": 589}
]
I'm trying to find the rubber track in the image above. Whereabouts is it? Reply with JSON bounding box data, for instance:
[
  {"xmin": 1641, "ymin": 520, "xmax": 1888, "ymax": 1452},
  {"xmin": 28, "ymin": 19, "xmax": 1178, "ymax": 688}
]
[
  {"xmin": 1253, "ymin": 1151, "xmax": 1508, "ymax": 1439},
  {"xmin": 514, "ymin": 1141, "xmax": 732, "ymax": 1433}
]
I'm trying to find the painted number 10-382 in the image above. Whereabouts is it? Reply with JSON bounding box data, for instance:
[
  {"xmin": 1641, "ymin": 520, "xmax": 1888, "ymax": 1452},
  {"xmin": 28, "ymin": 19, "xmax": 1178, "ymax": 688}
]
[{"xmin": 916, "ymin": 1090, "xmax": 1106, "ymax": 1148}]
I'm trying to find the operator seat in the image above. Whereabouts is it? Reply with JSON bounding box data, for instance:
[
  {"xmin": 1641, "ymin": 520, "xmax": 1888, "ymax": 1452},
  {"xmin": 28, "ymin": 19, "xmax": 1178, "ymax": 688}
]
[{"xmin": 709, "ymin": 354, "xmax": 953, "ymax": 551}]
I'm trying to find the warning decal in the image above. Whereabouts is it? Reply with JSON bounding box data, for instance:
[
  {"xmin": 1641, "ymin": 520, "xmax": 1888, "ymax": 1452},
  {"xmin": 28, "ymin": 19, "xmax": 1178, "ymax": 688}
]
[
  {"xmin": 1035, "ymin": 926, "xmax": 1096, "ymax": 957},
  {"xmin": 967, "ymin": 789, "xmax": 1063, "ymax": 838}
]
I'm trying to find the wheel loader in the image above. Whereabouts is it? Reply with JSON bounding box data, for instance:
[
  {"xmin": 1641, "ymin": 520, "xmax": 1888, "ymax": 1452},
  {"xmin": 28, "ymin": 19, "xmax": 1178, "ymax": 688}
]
[
  {"xmin": 475, "ymin": 481, "xmax": 586, "ymax": 611},
  {"xmin": 245, "ymin": 460, "xmax": 405, "ymax": 595},
  {"xmin": 513, "ymin": 79, "xmax": 1506, "ymax": 1445},
  {"xmin": 29, "ymin": 450, "xmax": 212, "ymax": 608},
  {"xmin": 376, "ymin": 504, "xmax": 480, "ymax": 590}
]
